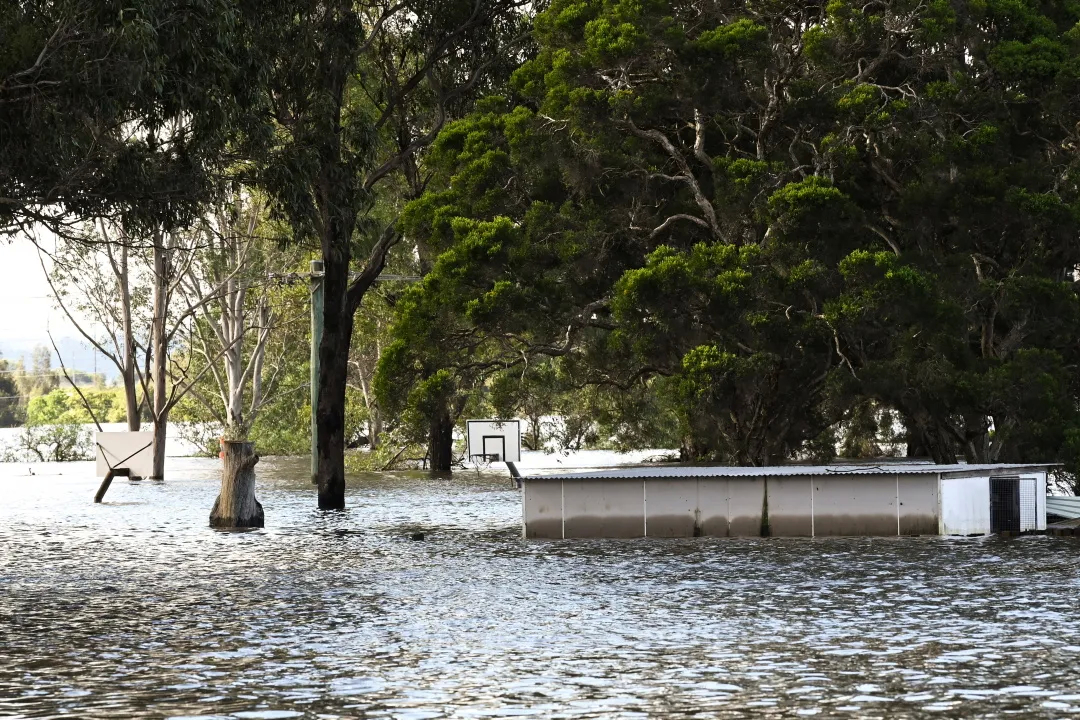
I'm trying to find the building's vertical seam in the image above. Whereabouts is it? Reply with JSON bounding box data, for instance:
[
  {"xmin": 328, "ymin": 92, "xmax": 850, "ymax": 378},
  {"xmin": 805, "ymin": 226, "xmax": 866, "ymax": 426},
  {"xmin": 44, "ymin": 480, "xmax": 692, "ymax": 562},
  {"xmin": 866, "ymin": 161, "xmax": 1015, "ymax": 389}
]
[
  {"xmin": 726, "ymin": 478, "xmax": 731, "ymax": 537},
  {"xmin": 810, "ymin": 476, "xmax": 815, "ymax": 538},
  {"xmin": 643, "ymin": 479, "xmax": 648, "ymax": 537},
  {"xmin": 560, "ymin": 479, "xmax": 565, "ymax": 540},
  {"xmin": 936, "ymin": 473, "xmax": 943, "ymax": 535},
  {"xmin": 895, "ymin": 473, "xmax": 900, "ymax": 536}
]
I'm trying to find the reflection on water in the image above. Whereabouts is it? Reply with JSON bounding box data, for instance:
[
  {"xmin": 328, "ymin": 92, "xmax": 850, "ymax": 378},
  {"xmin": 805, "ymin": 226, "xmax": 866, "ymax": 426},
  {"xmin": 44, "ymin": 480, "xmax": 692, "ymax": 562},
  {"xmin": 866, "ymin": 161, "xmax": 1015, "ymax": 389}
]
[{"xmin": 1, "ymin": 457, "xmax": 1079, "ymax": 719}]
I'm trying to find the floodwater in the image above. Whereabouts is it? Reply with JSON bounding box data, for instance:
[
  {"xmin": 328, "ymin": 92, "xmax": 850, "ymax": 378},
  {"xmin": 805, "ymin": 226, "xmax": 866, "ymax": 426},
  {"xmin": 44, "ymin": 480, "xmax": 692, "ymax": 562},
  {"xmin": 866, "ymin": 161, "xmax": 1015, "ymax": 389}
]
[{"xmin": 1, "ymin": 457, "xmax": 1079, "ymax": 719}]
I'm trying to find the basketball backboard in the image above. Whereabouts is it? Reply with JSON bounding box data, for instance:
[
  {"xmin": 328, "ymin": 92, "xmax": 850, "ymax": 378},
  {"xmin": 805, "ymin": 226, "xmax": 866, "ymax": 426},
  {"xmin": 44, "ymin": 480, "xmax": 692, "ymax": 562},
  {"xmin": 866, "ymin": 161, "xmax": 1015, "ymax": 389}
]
[
  {"xmin": 95, "ymin": 431, "xmax": 155, "ymax": 479},
  {"xmin": 466, "ymin": 419, "xmax": 521, "ymax": 463}
]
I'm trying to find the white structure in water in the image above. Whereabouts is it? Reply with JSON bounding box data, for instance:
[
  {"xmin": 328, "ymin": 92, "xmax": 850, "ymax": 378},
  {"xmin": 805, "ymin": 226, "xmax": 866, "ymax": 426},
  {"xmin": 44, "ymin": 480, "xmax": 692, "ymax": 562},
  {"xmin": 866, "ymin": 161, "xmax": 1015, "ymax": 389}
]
[
  {"xmin": 466, "ymin": 419, "xmax": 521, "ymax": 463},
  {"xmin": 520, "ymin": 463, "xmax": 1051, "ymax": 539},
  {"xmin": 95, "ymin": 431, "xmax": 155, "ymax": 480}
]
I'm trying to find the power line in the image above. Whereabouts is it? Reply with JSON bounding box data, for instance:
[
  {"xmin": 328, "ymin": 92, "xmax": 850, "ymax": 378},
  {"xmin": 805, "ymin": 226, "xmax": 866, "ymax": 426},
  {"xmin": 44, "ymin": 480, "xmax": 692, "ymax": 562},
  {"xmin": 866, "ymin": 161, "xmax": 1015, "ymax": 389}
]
[{"xmin": 0, "ymin": 371, "xmax": 105, "ymax": 377}]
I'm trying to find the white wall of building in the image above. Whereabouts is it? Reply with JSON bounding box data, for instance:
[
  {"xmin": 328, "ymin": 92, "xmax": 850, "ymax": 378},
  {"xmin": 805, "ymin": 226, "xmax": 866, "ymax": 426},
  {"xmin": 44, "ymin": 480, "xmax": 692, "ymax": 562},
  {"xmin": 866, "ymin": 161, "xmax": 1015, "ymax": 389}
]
[{"xmin": 1036, "ymin": 472, "xmax": 1047, "ymax": 530}]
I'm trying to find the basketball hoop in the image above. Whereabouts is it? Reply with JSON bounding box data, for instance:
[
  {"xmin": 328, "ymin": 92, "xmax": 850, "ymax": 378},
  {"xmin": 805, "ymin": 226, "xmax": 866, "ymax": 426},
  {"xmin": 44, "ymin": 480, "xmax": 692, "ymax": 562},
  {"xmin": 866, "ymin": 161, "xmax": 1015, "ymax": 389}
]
[{"xmin": 471, "ymin": 452, "xmax": 494, "ymax": 474}]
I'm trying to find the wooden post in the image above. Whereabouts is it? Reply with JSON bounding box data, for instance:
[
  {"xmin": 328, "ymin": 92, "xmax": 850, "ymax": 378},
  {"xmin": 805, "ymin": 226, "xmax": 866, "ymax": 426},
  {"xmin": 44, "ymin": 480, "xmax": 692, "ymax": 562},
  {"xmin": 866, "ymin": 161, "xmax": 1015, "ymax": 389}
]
[
  {"xmin": 94, "ymin": 467, "xmax": 130, "ymax": 503},
  {"xmin": 210, "ymin": 441, "xmax": 264, "ymax": 528},
  {"xmin": 309, "ymin": 259, "xmax": 323, "ymax": 485}
]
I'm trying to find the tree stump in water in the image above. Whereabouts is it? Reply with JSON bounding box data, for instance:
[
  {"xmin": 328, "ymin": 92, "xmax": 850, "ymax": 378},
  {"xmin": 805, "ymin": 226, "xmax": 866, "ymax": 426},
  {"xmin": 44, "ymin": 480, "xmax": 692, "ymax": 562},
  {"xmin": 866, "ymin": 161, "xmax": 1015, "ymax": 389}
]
[{"xmin": 210, "ymin": 441, "xmax": 264, "ymax": 528}]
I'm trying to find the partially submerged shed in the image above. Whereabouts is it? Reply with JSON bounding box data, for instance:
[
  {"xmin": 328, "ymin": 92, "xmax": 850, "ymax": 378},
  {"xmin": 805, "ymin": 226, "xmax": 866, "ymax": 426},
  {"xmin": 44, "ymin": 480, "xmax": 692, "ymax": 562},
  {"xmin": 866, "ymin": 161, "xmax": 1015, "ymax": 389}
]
[{"xmin": 520, "ymin": 463, "xmax": 1051, "ymax": 539}]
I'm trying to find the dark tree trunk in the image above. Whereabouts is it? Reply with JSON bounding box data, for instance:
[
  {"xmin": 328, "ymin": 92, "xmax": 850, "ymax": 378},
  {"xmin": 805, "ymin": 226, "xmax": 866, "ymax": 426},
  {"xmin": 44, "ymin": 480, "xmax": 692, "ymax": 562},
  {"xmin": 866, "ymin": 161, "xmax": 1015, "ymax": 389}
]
[
  {"xmin": 904, "ymin": 413, "xmax": 957, "ymax": 464},
  {"xmin": 312, "ymin": 222, "xmax": 396, "ymax": 509},
  {"xmin": 149, "ymin": 233, "xmax": 170, "ymax": 479},
  {"xmin": 429, "ymin": 407, "xmax": 454, "ymax": 475},
  {"xmin": 119, "ymin": 243, "xmax": 140, "ymax": 432},
  {"xmin": 926, "ymin": 429, "xmax": 958, "ymax": 464},
  {"xmin": 315, "ymin": 241, "xmax": 354, "ymax": 510},
  {"xmin": 210, "ymin": 440, "xmax": 264, "ymax": 528},
  {"xmin": 303, "ymin": 0, "xmax": 358, "ymax": 510},
  {"xmin": 123, "ymin": 365, "xmax": 140, "ymax": 432},
  {"xmin": 368, "ymin": 410, "xmax": 382, "ymax": 451},
  {"xmin": 962, "ymin": 413, "xmax": 992, "ymax": 464},
  {"xmin": 528, "ymin": 414, "xmax": 542, "ymax": 451},
  {"xmin": 151, "ymin": 413, "xmax": 168, "ymax": 480},
  {"xmin": 905, "ymin": 426, "xmax": 929, "ymax": 458}
]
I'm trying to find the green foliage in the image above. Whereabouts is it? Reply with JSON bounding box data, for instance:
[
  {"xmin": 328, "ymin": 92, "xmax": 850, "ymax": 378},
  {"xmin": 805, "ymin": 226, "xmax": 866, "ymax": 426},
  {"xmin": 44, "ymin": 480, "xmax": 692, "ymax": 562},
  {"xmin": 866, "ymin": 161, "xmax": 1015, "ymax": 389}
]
[
  {"xmin": 7, "ymin": 0, "xmax": 1080, "ymax": 479},
  {"xmin": 1, "ymin": 0, "xmax": 266, "ymax": 235},
  {"xmin": 610, "ymin": 239, "xmax": 838, "ymax": 462},
  {"xmin": 1, "ymin": 423, "xmax": 93, "ymax": 463},
  {"xmin": 1, "ymin": 388, "xmax": 101, "ymax": 462},
  {"xmin": 344, "ymin": 438, "xmax": 429, "ymax": 472},
  {"xmin": 990, "ymin": 37, "xmax": 1069, "ymax": 80},
  {"xmin": 170, "ymin": 240, "xmax": 313, "ymax": 456},
  {"xmin": 379, "ymin": 0, "xmax": 1080, "ymax": 477},
  {"xmin": 0, "ymin": 355, "xmax": 22, "ymax": 427},
  {"xmin": 693, "ymin": 19, "xmax": 768, "ymax": 58}
]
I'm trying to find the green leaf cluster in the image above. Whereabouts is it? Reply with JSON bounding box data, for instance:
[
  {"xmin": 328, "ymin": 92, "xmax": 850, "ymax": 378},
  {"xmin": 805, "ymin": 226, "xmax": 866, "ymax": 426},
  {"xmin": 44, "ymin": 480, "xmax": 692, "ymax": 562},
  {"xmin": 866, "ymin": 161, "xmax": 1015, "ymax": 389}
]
[{"xmin": 373, "ymin": 0, "xmax": 1080, "ymax": 471}]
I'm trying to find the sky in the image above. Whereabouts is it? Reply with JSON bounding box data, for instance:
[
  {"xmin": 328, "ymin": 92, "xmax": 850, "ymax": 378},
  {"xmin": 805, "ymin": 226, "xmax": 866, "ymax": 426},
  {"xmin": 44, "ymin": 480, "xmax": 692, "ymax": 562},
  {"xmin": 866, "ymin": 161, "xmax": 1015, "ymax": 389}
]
[{"xmin": 0, "ymin": 237, "xmax": 107, "ymax": 375}]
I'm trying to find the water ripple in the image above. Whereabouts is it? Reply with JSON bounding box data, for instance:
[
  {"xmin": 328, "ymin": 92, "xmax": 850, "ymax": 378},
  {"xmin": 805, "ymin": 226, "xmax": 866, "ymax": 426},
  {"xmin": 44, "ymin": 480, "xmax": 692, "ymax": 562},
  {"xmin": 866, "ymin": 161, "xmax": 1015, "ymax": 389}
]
[{"xmin": 1, "ymin": 457, "xmax": 1079, "ymax": 718}]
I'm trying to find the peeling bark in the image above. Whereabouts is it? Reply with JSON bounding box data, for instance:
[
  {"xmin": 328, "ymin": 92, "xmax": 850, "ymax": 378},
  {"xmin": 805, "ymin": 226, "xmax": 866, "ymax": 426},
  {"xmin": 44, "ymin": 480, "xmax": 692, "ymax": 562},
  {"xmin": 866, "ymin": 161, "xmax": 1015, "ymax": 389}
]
[{"xmin": 210, "ymin": 441, "xmax": 264, "ymax": 528}]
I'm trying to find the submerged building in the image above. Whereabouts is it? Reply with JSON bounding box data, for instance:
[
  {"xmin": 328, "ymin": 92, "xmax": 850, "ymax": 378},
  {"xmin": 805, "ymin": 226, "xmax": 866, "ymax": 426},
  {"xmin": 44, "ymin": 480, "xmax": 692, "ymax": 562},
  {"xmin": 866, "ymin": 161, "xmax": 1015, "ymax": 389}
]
[{"xmin": 520, "ymin": 463, "xmax": 1051, "ymax": 539}]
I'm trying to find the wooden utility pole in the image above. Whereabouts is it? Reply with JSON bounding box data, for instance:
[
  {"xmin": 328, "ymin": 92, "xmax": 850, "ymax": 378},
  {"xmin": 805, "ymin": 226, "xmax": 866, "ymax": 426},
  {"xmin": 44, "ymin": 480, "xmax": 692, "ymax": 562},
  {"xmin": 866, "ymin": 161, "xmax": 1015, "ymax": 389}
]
[
  {"xmin": 309, "ymin": 260, "xmax": 324, "ymax": 484},
  {"xmin": 267, "ymin": 264, "xmax": 417, "ymax": 482}
]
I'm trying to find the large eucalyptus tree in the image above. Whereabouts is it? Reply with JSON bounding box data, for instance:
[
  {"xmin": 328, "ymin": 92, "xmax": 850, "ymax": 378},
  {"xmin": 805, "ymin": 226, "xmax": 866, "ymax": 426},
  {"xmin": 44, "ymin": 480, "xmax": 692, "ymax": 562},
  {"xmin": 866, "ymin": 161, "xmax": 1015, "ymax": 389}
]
[
  {"xmin": 1, "ymin": 0, "xmax": 263, "ymax": 237},
  {"xmin": 246, "ymin": 0, "xmax": 529, "ymax": 506},
  {"xmin": 380, "ymin": 0, "xmax": 1080, "ymax": 469}
]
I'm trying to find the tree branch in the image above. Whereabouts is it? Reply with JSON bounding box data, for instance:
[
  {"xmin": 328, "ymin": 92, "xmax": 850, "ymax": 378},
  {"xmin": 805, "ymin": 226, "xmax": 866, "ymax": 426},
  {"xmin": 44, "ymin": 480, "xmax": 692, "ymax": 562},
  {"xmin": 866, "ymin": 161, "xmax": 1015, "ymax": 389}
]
[
  {"xmin": 625, "ymin": 118, "xmax": 723, "ymax": 240},
  {"xmin": 346, "ymin": 223, "xmax": 399, "ymax": 313},
  {"xmin": 48, "ymin": 330, "xmax": 103, "ymax": 432}
]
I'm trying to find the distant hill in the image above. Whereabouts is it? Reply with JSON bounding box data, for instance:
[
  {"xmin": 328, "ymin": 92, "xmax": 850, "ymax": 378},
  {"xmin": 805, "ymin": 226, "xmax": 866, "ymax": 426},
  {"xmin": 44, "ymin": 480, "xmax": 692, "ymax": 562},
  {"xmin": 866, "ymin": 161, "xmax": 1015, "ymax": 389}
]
[{"xmin": 0, "ymin": 336, "xmax": 120, "ymax": 382}]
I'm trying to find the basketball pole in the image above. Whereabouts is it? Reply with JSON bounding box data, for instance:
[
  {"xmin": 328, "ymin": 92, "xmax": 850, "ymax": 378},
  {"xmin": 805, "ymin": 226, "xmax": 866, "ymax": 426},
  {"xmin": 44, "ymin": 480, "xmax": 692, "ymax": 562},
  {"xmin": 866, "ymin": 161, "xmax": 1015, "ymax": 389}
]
[{"xmin": 506, "ymin": 461, "xmax": 521, "ymax": 488}]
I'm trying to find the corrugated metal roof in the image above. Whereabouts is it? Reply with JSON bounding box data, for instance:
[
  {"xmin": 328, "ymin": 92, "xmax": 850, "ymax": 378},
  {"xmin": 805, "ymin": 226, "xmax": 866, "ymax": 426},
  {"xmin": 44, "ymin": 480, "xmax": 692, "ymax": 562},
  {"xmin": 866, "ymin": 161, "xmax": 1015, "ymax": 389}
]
[
  {"xmin": 521, "ymin": 463, "xmax": 1054, "ymax": 481},
  {"xmin": 1047, "ymin": 496, "xmax": 1080, "ymax": 519}
]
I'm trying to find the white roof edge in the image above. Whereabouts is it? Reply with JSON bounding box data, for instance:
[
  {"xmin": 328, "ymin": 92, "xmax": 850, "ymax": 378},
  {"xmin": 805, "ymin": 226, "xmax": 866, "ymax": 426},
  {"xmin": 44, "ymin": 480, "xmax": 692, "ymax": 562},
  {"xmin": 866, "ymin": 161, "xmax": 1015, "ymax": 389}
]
[{"xmin": 521, "ymin": 463, "xmax": 1058, "ymax": 481}]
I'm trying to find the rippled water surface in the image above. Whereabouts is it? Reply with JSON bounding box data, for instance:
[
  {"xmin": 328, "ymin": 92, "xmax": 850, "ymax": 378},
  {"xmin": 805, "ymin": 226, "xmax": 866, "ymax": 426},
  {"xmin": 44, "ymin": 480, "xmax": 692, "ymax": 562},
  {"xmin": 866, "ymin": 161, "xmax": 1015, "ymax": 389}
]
[{"xmin": 2, "ymin": 457, "xmax": 1080, "ymax": 719}]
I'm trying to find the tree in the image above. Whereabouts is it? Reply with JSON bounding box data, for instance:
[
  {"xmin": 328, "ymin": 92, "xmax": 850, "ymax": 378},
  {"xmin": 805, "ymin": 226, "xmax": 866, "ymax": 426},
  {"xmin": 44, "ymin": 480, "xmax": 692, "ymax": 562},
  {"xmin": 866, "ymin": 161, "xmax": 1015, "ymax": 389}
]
[
  {"xmin": 172, "ymin": 273, "xmax": 312, "ymax": 459},
  {"xmin": 7, "ymin": 0, "xmax": 290, "ymax": 476},
  {"xmin": 348, "ymin": 289, "xmax": 395, "ymax": 451},
  {"xmin": 176, "ymin": 192, "xmax": 297, "ymax": 439},
  {"xmin": 143, "ymin": 221, "xmax": 262, "ymax": 479},
  {"xmin": 0, "ymin": 354, "xmax": 23, "ymax": 427},
  {"xmin": 171, "ymin": 189, "xmax": 308, "ymax": 526},
  {"xmin": 39, "ymin": 219, "xmax": 235, "ymax": 478},
  {"xmin": 27, "ymin": 345, "xmax": 59, "ymax": 395},
  {"xmin": 383, "ymin": 0, "xmax": 1080, "ymax": 470},
  {"xmin": 248, "ymin": 0, "xmax": 529, "ymax": 506},
  {"xmin": 40, "ymin": 224, "xmax": 150, "ymax": 431},
  {"xmin": 1, "ymin": 388, "xmax": 93, "ymax": 462},
  {"xmin": 812, "ymin": 0, "xmax": 1080, "ymax": 464},
  {"xmin": 1, "ymin": 0, "xmax": 265, "ymax": 237}
]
